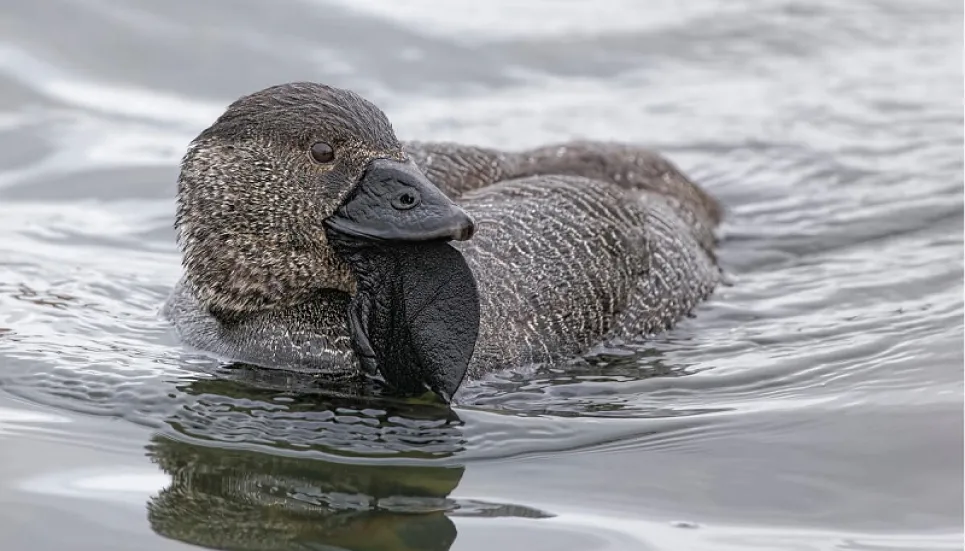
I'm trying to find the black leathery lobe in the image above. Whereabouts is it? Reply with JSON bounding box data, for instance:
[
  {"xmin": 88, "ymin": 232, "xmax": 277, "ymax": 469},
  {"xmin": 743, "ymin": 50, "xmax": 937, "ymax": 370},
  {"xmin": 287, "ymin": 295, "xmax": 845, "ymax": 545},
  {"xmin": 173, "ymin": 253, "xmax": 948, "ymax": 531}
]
[{"xmin": 330, "ymin": 235, "xmax": 480, "ymax": 401}]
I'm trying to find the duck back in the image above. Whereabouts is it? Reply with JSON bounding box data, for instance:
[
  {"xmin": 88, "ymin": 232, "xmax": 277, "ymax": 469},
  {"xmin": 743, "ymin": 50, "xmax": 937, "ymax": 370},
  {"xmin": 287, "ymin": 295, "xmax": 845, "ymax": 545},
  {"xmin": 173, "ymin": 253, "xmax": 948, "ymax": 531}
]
[{"xmin": 453, "ymin": 174, "xmax": 720, "ymax": 376}]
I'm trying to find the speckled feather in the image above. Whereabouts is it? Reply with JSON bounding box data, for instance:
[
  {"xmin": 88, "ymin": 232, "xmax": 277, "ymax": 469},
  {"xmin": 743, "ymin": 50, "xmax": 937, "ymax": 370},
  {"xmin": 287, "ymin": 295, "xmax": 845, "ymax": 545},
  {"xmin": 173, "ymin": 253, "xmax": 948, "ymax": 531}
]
[
  {"xmin": 163, "ymin": 83, "xmax": 723, "ymax": 382},
  {"xmin": 407, "ymin": 141, "xmax": 721, "ymax": 376}
]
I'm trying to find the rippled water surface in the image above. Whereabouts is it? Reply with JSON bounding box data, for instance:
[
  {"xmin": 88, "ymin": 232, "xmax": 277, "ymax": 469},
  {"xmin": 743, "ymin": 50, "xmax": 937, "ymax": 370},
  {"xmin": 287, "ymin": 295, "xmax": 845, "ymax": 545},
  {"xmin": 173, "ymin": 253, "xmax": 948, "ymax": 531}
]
[{"xmin": 0, "ymin": 1, "xmax": 962, "ymax": 550}]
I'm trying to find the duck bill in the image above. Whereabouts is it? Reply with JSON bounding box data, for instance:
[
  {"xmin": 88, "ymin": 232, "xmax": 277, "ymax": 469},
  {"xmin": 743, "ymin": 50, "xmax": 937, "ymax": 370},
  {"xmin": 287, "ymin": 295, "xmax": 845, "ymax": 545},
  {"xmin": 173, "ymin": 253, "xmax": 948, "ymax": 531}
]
[{"xmin": 325, "ymin": 158, "xmax": 474, "ymax": 243}]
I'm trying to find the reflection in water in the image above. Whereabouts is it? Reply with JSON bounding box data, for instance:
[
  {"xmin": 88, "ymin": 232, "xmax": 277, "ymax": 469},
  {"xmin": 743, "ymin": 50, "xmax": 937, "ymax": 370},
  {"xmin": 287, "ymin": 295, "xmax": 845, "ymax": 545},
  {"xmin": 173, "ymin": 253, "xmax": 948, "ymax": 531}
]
[
  {"xmin": 147, "ymin": 434, "xmax": 461, "ymax": 551},
  {"xmin": 146, "ymin": 373, "xmax": 551, "ymax": 551}
]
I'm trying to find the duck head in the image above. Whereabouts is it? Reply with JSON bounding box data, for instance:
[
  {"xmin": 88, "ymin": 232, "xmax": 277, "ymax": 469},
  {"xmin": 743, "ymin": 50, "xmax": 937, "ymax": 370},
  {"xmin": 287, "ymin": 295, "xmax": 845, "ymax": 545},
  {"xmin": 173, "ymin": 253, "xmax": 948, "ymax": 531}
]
[{"xmin": 176, "ymin": 82, "xmax": 479, "ymax": 401}]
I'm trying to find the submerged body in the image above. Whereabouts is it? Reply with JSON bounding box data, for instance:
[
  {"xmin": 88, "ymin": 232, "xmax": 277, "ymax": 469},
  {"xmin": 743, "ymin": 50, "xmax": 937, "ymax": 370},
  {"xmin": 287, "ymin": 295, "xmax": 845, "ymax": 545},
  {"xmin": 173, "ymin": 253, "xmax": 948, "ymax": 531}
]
[{"xmin": 163, "ymin": 83, "xmax": 722, "ymax": 395}]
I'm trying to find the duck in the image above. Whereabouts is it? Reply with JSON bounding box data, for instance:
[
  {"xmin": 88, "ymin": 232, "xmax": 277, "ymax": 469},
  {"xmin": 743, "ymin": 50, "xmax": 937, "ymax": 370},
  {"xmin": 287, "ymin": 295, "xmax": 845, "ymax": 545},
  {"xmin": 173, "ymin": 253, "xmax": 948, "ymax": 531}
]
[{"xmin": 162, "ymin": 82, "xmax": 723, "ymax": 402}]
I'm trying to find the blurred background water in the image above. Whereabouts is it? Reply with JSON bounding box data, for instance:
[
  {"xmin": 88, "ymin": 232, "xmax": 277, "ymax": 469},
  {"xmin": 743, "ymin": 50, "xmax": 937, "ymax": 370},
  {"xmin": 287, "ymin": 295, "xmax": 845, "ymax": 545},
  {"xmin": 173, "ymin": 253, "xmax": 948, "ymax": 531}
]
[{"xmin": 0, "ymin": 1, "xmax": 962, "ymax": 550}]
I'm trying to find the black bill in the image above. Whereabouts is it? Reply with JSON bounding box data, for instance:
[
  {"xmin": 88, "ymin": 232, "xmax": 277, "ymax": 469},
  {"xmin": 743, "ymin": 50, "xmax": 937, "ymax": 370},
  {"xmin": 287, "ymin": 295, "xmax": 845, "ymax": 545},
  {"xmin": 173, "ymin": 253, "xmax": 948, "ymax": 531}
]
[{"xmin": 325, "ymin": 158, "xmax": 474, "ymax": 243}]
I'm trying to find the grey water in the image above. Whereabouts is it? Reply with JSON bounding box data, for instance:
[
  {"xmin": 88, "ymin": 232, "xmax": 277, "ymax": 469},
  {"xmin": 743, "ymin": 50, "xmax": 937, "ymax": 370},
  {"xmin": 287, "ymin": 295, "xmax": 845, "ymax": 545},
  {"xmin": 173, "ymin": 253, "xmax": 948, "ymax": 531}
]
[{"xmin": 0, "ymin": 1, "xmax": 962, "ymax": 550}]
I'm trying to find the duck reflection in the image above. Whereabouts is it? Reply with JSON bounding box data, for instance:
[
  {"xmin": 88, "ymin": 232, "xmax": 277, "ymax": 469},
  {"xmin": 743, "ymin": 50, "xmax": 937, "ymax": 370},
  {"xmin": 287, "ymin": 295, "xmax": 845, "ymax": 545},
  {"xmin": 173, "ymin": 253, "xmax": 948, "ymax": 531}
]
[
  {"xmin": 145, "ymin": 369, "xmax": 466, "ymax": 551},
  {"xmin": 147, "ymin": 435, "xmax": 462, "ymax": 551}
]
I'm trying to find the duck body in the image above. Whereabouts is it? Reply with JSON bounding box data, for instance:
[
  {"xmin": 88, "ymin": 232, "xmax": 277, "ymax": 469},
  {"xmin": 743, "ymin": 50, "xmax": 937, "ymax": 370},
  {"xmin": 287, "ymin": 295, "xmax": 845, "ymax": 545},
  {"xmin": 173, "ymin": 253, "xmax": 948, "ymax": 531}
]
[{"xmin": 162, "ymin": 83, "xmax": 722, "ymax": 397}]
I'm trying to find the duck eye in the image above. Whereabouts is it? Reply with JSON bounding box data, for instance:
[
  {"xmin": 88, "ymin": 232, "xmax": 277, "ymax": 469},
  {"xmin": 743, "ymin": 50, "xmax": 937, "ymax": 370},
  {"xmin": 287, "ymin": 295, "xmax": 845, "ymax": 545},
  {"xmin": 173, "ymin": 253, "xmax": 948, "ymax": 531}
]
[{"xmin": 310, "ymin": 142, "xmax": 335, "ymax": 164}]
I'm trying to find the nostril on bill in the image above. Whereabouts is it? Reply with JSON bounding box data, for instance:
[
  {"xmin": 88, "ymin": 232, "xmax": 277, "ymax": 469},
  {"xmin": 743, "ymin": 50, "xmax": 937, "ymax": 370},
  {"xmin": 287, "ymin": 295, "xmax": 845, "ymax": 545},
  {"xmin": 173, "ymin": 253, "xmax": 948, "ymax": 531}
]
[{"xmin": 391, "ymin": 189, "xmax": 421, "ymax": 211}]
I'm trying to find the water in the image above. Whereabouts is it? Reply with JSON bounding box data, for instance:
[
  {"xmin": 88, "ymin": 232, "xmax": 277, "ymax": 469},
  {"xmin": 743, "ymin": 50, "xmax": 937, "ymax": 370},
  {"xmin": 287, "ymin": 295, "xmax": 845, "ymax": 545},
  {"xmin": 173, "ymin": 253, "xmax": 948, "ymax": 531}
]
[{"xmin": 0, "ymin": 1, "xmax": 961, "ymax": 550}]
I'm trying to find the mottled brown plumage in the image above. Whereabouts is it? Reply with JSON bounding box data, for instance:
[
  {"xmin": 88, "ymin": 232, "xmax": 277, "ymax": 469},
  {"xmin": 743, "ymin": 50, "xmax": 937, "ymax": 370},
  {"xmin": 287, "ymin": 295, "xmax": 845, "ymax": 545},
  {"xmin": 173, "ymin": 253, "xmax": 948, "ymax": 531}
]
[{"xmin": 163, "ymin": 82, "xmax": 723, "ymax": 385}]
